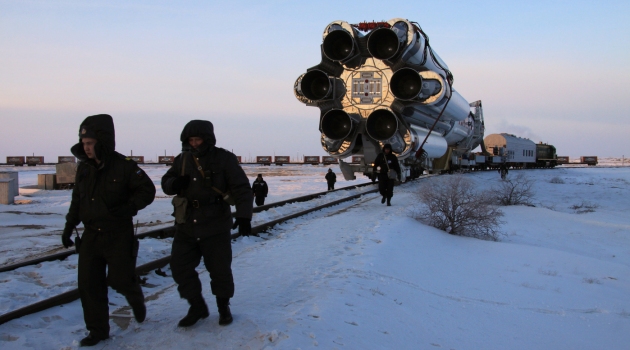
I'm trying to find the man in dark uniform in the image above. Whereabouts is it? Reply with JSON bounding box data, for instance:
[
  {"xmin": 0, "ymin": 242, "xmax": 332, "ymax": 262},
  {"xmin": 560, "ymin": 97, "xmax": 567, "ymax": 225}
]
[
  {"xmin": 251, "ymin": 174, "xmax": 268, "ymax": 206},
  {"xmin": 162, "ymin": 120, "xmax": 253, "ymax": 328},
  {"xmin": 61, "ymin": 114, "xmax": 156, "ymax": 347},
  {"xmin": 372, "ymin": 143, "xmax": 401, "ymax": 206},
  {"xmin": 325, "ymin": 168, "xmax": 336, "ymax": 191}
]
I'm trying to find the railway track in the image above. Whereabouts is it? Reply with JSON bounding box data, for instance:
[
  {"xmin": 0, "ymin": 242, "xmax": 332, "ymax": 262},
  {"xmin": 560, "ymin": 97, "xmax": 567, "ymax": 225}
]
[
  {"xmin": 0, "ymin": 181, "xmax": 384, "ymax": 325},
  {"xmin": 0, "ymin": 182, "xmax": 376, "ymax": 274}
]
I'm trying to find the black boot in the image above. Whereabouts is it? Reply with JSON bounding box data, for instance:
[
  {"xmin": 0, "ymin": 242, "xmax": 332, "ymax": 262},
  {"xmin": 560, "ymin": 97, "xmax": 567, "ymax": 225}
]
[
  {"xmin": 127, "ymin": 296, "xmax": 146, "ymax": 323},
  {"xmin": 178, "ymin": 296, "xmax": 209, "ymax": 327},
  {"xmin": 381, "ymin": 196, "xmax": 386, "ymax": 204},
  {"xmin": 387, "ymin": 197, "xmax": 391, "ymax": 206},
  {"xmin": 80, "ymin": 333, "xmax": 108, "ymax": 347},
  {"xmin": 217, "ymin": 297, "xmax": 233, "ymax": 326}
]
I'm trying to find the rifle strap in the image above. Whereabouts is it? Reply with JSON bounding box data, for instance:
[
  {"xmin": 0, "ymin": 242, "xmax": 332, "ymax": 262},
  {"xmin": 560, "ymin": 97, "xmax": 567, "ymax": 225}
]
[{"xmin": 191, "ymin": 154, "xmax": 228, "ymax": 197}]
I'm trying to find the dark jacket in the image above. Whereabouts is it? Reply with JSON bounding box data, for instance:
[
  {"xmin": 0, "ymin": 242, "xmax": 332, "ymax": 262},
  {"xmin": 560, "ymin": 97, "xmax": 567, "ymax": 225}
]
[
  {"xmin": 161, "ymin": 120, "xmax": 253, "ymax": 238},
  {"xmin": 373, "ymin": 152, "xmax": 401, "ymax": 181},
  {"xmin": 66, "ymin": 114, "xmax": 156, "ymax": 232},
  {"xmin": 252, "ymin": 179, "xmax": 268, "ymax": 197},
  {"xmin": 325, "ymin": 171, "xmax": 336, "ymax": 183}
]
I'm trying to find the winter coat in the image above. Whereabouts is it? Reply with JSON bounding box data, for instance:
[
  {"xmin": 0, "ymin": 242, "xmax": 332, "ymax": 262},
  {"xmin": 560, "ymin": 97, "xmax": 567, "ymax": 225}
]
[
  {"xmin": 325, "ymin": 171, "xmax": 337, "ymax": 183},
  {"xmin": 252, "ymin": 179, "xmax": 268, "ymax": 197},
  {"xmin": 161, "ymin": 120, "xmax": 253, "ymax": 238},
  {"xmin": 66, "ymin": 114, "xmax": 156, "ymax": 232},
  {"xmin": 373, "ymin": 152, "xmax": 401, "ymax": 181}
]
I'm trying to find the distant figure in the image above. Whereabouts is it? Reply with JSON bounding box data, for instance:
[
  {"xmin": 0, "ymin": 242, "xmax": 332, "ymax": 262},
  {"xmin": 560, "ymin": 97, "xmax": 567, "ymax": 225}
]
[
  {"xmin": 499, "ymin": 163, "xmax": 508, "ymax": 180},
  {"xmin": 62, "ymin": 114, "xmax": 156, "ymax": 347},
  {"xmin": 325, "ymin": 168, "xmax": 337, "ymax": 190},
  {"xmin": 252, "ymin": 174, "xmax": 268, "ymax": 206},
  {"xmin": 372, "ymin": 144, "xmax": 401, "ymax": 206}
]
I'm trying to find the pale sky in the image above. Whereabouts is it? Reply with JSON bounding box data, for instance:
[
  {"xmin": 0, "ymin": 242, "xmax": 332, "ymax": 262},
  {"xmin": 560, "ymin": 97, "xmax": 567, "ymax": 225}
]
[{"xmin": 1, "ymin": 0, "xmax": 628, "ymax": 161}]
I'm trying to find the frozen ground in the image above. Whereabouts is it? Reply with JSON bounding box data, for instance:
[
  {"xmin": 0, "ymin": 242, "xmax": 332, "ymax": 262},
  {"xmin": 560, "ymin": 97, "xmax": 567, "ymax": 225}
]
[{"xmin": 0, "ymin": 164, "xmax": 629, "ymax": 349}]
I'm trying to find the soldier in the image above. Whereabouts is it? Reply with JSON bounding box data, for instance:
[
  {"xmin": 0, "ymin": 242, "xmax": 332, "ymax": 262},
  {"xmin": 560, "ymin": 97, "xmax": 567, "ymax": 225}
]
[
  {"xmin": 499, "ymin": 163, "xmax": 509, "ymax": 180},
  {"xmin": 162, "ymin": 120, "xmax": 253, "ymax": 328},
  {"xmin": 61, "ymin": 114, "xmax": 156, "ymax": 347},
  {"xmin": 372, "ymin": 143, "xmax": 401, "ymax": 206},
  {"xmin": 252, "ymin": 174, "xmax": 268, "ymax": 206},
  {"xmin": 325, "ymin": 168, "xmax": 336, "ymax": 190}
]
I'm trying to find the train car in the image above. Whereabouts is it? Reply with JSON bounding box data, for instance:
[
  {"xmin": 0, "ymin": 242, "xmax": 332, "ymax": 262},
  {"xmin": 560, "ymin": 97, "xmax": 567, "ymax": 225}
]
[
  {"xmin": 6, "ymin": 156, "xmax": 25, "ymax": 166},
  {"xmin": 304, "ymin": 156, "xmax": 320, "ymax": 165},
  {"xmin": 322, "ymin": 156, "xmax": 338, "ymax": 165},
  {"xmin": 26, "ymin": 156, "xmax": 44, "ymax": 166},
  {"xmin": 235, "ymin": 156, "xmax": 242, "ymax": 163},
  {"xmin": 580, "ymin": 156, "xmax": 598, "ymax": 166},
  {"xmin": 557, "ymin": 156, "xmax": 569, "ymax": 164},
  {"xmin": 484, "ymin": 134, "xmax": 535, "ymax": 168},
  {"xmin": 535, "ymin": 143, "xmax": 557, "ymax": 167},
  {"xmin": 58, "ymin": 156, "xmax": 76, "ymax": 163},
  {"xmin": 257, "ymin": 156, "xmax": 272, "ymax": 165},
  {"xmin": 158, "ymin": 156, "xmax": 174, "ymax": 165},
  {"xmin": 128, "ymin": 156, "xmax": 144, "ymax": 164},
  {"xmin": 274, "ymin": 156, "xmax": 290, "ymax": 165}
]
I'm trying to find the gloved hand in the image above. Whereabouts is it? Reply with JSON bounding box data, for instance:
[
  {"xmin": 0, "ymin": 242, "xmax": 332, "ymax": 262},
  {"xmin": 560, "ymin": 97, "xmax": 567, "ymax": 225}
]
[
  {"xmin": 232, "ymin": 217, "xmax": 252, "ymax": 237},
  {"xmin": 172, "ymin": 175, "xmax": 190, "ymax": 193},
  {"xmin": 110, "ymin": 203, "xmax": 138, "ymax": 217},
  {"xmin": 62, "ymin": 223, "xmax": 75, "ymax": 248}
]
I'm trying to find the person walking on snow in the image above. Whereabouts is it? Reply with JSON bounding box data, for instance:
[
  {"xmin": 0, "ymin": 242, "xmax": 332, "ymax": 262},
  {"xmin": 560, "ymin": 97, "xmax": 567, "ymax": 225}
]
[
  {"xmin": 372, "ymin": 143, "xmax": 401, "ymax": 206},
  {"xmin": 161, "ymin": 120, "xmax": 253, "ymax": 328},
  {"xmin": 325, "ymin": 168, "xmax": 337, "ymax": 190},
  {"xmin": 252, "ymin": 174, "xmax": 268, "ymax": 206},
  {"xmin": 62, "ymin": 114, "xmax": 156, "ymax": 347}
]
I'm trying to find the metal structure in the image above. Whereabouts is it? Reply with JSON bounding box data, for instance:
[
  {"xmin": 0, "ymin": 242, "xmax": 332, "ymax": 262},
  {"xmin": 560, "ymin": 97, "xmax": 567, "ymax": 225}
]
[
  {"xmin": 294, "ymin": 19, "xmax": 485, "ymax": 180},
  {"xmin": 6, "ymin": 157, "xmax": 25, "ymax": 166},
  {"xmin": 26, "ymin": 156, "xmax": 44, "ymax": 166},
  {"xmin": 484, "ymin": 133, "xmax": 536, "ymax": 165}
]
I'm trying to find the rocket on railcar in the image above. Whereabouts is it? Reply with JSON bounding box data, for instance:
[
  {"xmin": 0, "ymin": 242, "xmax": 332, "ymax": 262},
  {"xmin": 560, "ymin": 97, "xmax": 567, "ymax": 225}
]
[{"xmin": 294, "ymin": 18, "xmax": 485, "ymax": 180}]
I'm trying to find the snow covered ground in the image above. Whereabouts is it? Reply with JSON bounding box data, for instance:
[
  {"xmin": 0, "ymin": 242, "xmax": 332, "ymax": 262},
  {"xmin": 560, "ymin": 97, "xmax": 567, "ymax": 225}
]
[
  {"xmin": 0, "ymin": 164, "xmax": 629, "ymax": 349},
  {"xmin": 0, "ymin": 164, "xmax": 369, "ymax": 266}
]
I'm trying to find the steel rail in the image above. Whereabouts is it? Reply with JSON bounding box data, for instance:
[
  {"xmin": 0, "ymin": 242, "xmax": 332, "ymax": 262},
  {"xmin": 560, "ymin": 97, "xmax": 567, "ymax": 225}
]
[
  {"xmin": 0, "ymin": 182, "xmax": 376, "ymax": 273},
  {"xmin": 0, "ymin": 185, "xmax": 382, "ymax": 325}
]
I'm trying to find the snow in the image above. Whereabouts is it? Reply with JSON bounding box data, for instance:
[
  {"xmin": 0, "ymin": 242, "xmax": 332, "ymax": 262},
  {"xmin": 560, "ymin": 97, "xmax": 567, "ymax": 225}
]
[{"xmin": 0, "ymin": 164, "xmax": 629, "ymax": 349}]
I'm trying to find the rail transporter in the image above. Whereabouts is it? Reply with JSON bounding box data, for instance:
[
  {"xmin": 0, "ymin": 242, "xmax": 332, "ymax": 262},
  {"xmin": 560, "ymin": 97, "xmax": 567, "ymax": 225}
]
[{"xmin": 294, "ymin": 18, "xmax": 485, "ymax": 181}]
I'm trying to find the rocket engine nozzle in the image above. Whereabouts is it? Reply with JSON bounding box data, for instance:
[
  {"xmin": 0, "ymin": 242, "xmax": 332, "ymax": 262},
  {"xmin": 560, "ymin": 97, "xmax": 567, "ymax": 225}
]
[
  {"xmin": 323, "ymin": 30, "xmax": 355, "ymax": 62},
  {"xmin": 367, "ymin": 28, "xmax": 401, "ymax": 60},
  {"xmin": 321, "ymin": 110, "xmax": 355, "ymax": 140},
  {"xmin": 366, "ymin": 109, "xmax": 399, "ymax": 141},
  {"xmin": 390, "ymin": 68, "xmax": 423, "ymax": 101},
  {"xmin": 298, "ymin": 70, "xmax": 332, "ymax": 101}
]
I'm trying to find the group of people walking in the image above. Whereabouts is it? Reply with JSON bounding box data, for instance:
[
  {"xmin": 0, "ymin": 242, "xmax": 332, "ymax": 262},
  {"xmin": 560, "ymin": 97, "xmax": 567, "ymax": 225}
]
[
  {"xmin": 60, "ymin": 114, "xmax": 401, "ymax": 347},
  {"xmin": 61, "ymin": 115, "xmax": 253, "ymax": 346}
]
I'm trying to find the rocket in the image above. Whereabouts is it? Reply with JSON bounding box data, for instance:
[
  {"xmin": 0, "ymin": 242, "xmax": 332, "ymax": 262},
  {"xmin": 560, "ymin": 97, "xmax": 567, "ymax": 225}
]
[{"xmin": 294, "ymin": 18, "xmax": 485, "ymax": 180}]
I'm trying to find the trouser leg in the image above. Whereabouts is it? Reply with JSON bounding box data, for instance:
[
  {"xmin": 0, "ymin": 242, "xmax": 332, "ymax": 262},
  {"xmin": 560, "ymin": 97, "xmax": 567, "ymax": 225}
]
[
  {"xmin": 200, "ymin": 232, "xmax": 234, "ymax": 298},
  {"xmin": 78, "ymin": 231, "xmax": 110, "ymax": 338},
  {"xmin": 170, "ymin": 233, "xmax": 204, "ymax": 301},
  {"xmin": 386, "ymin": 179, "xmax": 395, "ymax": 198},
  {"xmin": 255, "ymin": 196, "xmax": 265, "ymax": 206},
  {"xmin": 106, "ymin": 232, "xmax": 144, "ymax": 307},
  {"xmin": 378, "ymin": 177, "xmax": 388, "ymax": 197}
]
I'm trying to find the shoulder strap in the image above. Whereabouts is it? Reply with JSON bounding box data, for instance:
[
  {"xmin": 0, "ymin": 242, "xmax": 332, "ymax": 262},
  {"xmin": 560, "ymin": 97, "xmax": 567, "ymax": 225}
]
[
  {"xmin": 181, "ymin": 153, "xmax": 187, "ymax": 176},
  {"xmin": 191, "ymin": 154, "xmax": 205, "ymax": 178},
  {"xmin": 383, "ymin": 153, "xmax": 391, "ymax": 171},
  {"xmin": 191, "ymin": 153, "xmax": 228, "ymax": 197}
]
